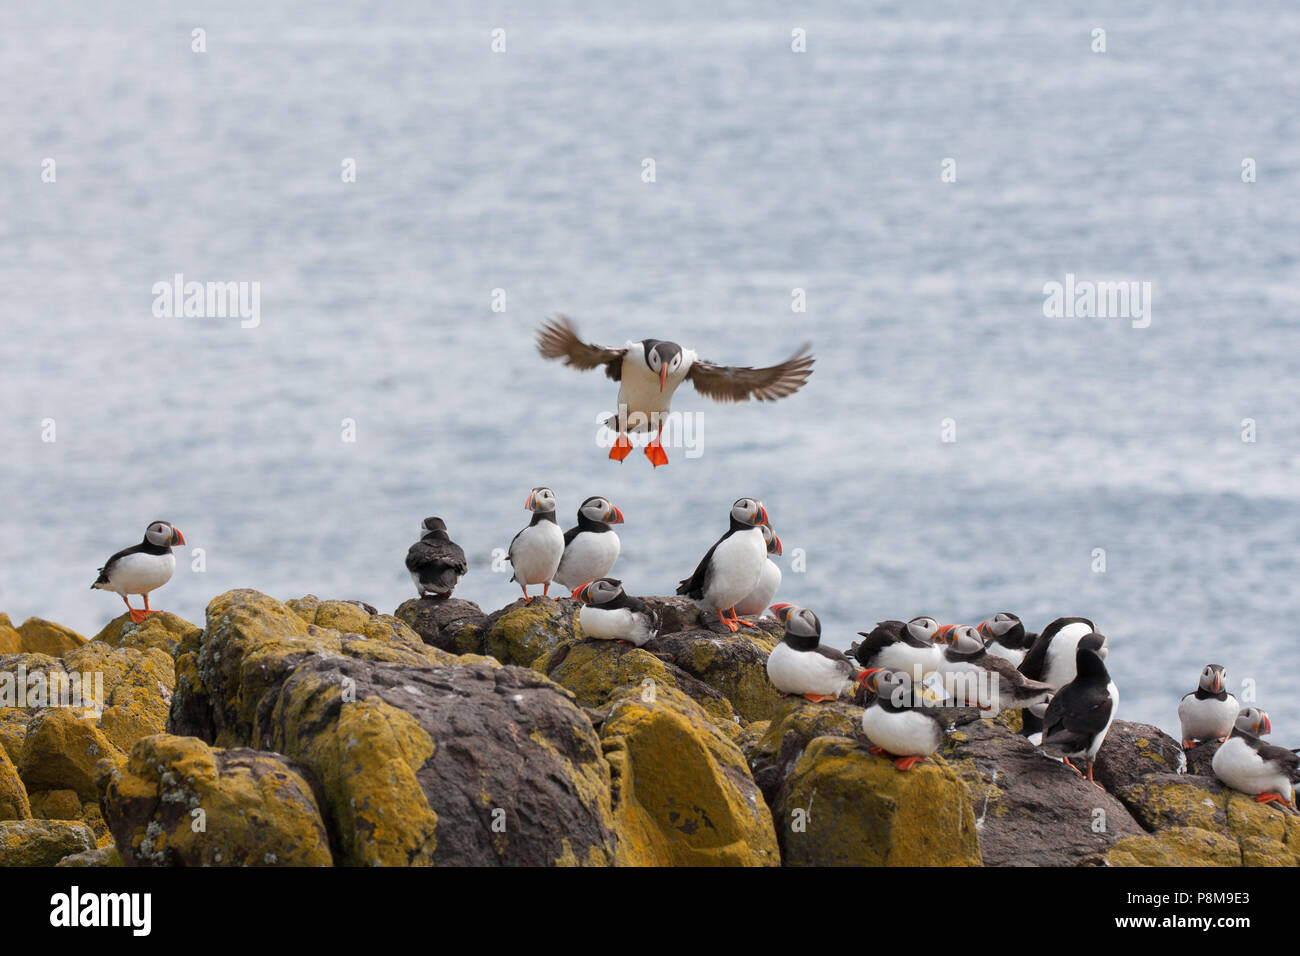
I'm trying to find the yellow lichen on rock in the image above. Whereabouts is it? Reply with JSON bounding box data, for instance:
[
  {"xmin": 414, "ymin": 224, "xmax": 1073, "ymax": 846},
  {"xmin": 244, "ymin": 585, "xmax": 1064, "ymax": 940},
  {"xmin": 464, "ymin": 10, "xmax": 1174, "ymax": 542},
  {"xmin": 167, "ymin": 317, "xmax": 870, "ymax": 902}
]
[
  {"xmin": 93, "ymin": 611, "xmax": 200, "ymax": 654},
  {"xmin": 0, "ymin": 819, "xmax": 96, "ymax": 866},
  {"xmin": 483, "ymin": 600, "xmax": 580, "ymax": 668},
  {"xmin": 17, "ymin": 708, "xmax": 122, "ymax": 801},
  {"xmin": 1102, "ymin": 826, "xmax": 1243, "ymax": 866},
  {"xmin": 0, "ymin": 743, "xmax": 30, "ymax": 820}
]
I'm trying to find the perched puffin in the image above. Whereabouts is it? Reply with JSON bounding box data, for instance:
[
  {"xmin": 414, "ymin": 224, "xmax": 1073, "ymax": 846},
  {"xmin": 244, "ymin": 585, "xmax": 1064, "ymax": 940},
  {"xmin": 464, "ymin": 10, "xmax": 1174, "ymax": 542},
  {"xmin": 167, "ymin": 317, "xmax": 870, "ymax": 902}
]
[
  {"xmin": 91, "ymin": 520, "xmax": 185, "ymax": 623},
  {"xmin": 507, "ymin": 487, "xmax": 564, "ymax": 603},
  {"xmin": 734, "ymin": 523, "xmax": 782, "ymax": 617},
  {"xmin": 936, "ymin": 625, "xmax": 1054, "ymax": 714},
  {"xmin": 554, "ymin": 496, "xmax": 625, "ymax": 595},
  {"xmin": 573, "ymin": 578, "xmax": 659, "ymax": 646},
  {"xmin": 1018, "ymin": 617, "xmax": 1106, "ymax": 690},
  {"xmin": 1020, "ymin": 695, "xmax": 1054, "ymax": 747},
  {"xmin": 676, "ymin": 497, "xmax": 770, "ymax": 632},
  {"xmin": 1212, "ymin": 708, "xmax": 1300, "ymax": 806},
  {"xmin": 1037, "ymin": 647, "xmax": 1118, "ymax": 790},
  {"xmin": 977, "ymin": 612, "xmax": 1036, "ymax": 667},
  {"xmin": 537, "ymin": 316, "xmax": 814, "ymax": 466},
  {"xmin": 849, "ymin": 616, "xmax": 942, "ymax": 680},
  {"xmin": 404, "ymin": 517, "xmax": 467, "ymax": 600},
  {"xmin": 858, "ymin": 669, "xmax": 947, "ymax": 770},
  {"xmin": 1177, "ymin": 664, "xmax": 1239, "ymax": 749},
  {"xmin": 765, "ymin": 604, "xmax": 859, "ymax": 702}
]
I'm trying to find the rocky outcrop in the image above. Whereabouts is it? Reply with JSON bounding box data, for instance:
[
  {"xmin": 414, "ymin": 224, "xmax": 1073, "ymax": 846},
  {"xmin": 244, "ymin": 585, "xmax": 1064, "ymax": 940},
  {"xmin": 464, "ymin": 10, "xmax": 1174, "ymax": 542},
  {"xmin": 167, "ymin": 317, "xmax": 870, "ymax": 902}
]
[
  {"xmin": 0, "ymin": 744, "xmax": 30, "ymax": 820},
  {"xmin": 0, "ymin": 819, "xmax": 96, "ymax": 866},
  {"xmin": 644, "ymin": 626, "xmax": 785, "ymax": 723},
  {"xmin": 394, "ymin": 597, "xmax": 485, "ymax": 654},
  {"xmin": 0, "ymin": 614, "xmax": 85, "ymax": 656}
]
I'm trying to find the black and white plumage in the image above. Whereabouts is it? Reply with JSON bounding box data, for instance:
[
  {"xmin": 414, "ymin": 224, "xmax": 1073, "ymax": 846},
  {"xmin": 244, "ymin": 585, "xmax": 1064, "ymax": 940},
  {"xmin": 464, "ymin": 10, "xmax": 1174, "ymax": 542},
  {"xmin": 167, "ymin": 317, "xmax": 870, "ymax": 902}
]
[
  {"xmin": 507, "ymin": 487, "xmax": 565, "ymax": 603},
  {"xmin": 734, "ymin": 523, "xmax": 782, "ymax": 617},
  {"xmin": 1177, "ymin": 664, "xmax": 1239, "ymax": 748},
  {"xmin": 675, "ymin": 497, "xmax": 770, "ymax": 632},
  {"xmin": 765, "ymin": 604, "xmax": 859, "ymax": 701},
  {"xmin": 91, "ymin": 520, "xmax": 185, "ymax": 623},
  {"xmin": 1018, "ymin": 617, "xmax": 1106, "ymax": 690},
  {"xmin": 1212, "ymin": 708, "xmax": 1300, "ymax": 806},
  {"xmin": 977, "ymin": 612, "xmax": 1036, "ymax": 667},
  {"xmin": 573, "ymin": 578, "xmax": 659, "ymax": 646},
  {"xmin": 849, "ymin": 616, "xmax": 942, "ymax": 679},
  {"xmin": 859, "ymin": 669, "xmax": 947, "ymax": 770},
  {"xmin": 1037, "ymin": 647, "xmax": 1118, "ymax": 789},
  {"xmin": 1020, "ymin": 696, "xmax": 1054, "ymax": 747},
  {"xmin": 936, "ymin": 625, "xmax": 1054, "ymax": 713},
  {"xmin": 537, "ymin": 316, "xmax": 814, "ymax": 466},
  {"xmin": 554, "ymin": 496, "xmax": 624, "ymax": 593},
  {"xmin": 404, "ymin": 517, "xmax": 467, "ymax": 600}
]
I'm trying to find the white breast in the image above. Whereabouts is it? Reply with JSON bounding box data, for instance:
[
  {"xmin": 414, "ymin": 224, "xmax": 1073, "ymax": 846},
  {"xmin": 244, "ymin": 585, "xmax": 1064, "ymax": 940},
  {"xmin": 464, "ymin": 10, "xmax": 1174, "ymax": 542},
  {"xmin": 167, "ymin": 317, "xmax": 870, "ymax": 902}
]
[
  {"xmin": 578, "ymin": 605, "xmax": 654, "ymax": 646},
  {"xmin": 734, "ymin": 559, "xmax": 781, "ymax": 616},
  {"xmin": 100, "ymin": 551, "xmax": 175, "ymax": 596},
  {"xmin": 1042, "ymin": 623, "xmax": 1101, "ymax": 689},
  {"xmin": 700, "ymin": 528, "xmax": 766, "ymax": 611},
  {"xmin": 985, "ymin": 642, "xmax": 1025, "ymax": 668},
  {"xmin": 554, "ymin": 530, "xmax": 621, "ymax": 589},
  {"xmin": 1086, "ymin": 681, "xmax": 1119, "ymax": 759},
  {"xmin": 873, "ymin": 642, "xmax": 942, "ymax": 680},
  {"xmin": 1178, "ymin": 693, "xmax": 1239, "ymax": 743},
  {"xmin": 766, "ymin": 641, "xmax": 850, "ymax": 698},
  {"xmin": 1213, "ymin": 736, "xmax": 1294, "ymax": 801},
  {"xmin": 614, "ymin": 343, "xmax": 694, "ymax": 430},
  {"xmin": 861, "ymin": 706, "xmax": 942, "ymax": 758},
  {"xmin": 508, "ymin": 522, "xmax": 564, "ymax": 586}
]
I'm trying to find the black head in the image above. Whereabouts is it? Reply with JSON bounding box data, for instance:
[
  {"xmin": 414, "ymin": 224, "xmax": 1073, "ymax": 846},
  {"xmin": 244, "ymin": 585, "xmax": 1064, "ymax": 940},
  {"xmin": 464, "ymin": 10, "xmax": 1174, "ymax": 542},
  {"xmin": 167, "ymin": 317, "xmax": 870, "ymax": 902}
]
[
  {"xmin": 978, "ymin": 612, "xmax": 1026, "ymax": 649},
  {"xmin": 420, "ymin": 517, "xmax": 448, "ymax": 535},
  {"xmin": 1074, "ymin": 647, "xmax": 1111, "ymax": 684}
]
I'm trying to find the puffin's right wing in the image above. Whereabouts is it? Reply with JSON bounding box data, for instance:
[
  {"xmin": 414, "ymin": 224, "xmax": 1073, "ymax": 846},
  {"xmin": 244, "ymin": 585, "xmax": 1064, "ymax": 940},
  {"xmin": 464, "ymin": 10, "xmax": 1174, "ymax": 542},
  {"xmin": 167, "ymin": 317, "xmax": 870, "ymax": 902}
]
[
  {"xmin": 1041, "ymin": 682, "xmax": 1113, "ymax": 751},
  {"xmin": 686, "ymin": 344, "xmax": 814, "ymax": 403},
  {"xmin": 537, "ymin": 316, "xmax": 627, "ymax": 382},
  {"xmin": 676, "ymin": 533, "xmax": 726, "ymax": 600},
  {"xmin": 405, "ymin": 538, "xmax": 467, "ymax": 575}
]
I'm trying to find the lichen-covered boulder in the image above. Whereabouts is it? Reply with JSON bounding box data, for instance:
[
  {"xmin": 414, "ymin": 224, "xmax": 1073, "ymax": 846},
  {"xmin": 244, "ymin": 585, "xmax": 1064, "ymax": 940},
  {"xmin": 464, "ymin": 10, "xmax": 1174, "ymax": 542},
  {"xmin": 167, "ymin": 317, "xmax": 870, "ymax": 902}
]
[
  {"xmin": 0, "ymin": 744, "xmax": 30, "ymax": 820},
  {"xmin": 27, "ymin": 789, "xmax": 81, "ymax": 820},
  {"xmin": 3, "ymin": 618, "xmax": 86, "ymax": 656},
  {"xmin": 395, "ymin": 597, "xmax": 486, "ymax": 654},
  {"xmin": 478, "ymin": 598, "xmax": 582, "ymax": 668},
  {"xmin": 98, "ymin": 734, "xmax": 333, "ymax": 866},
  {"xmin": 62, "ymin": 642, "xmax": 176, "ymax": 754},
  {"xmin": 0, "ymin": 819, "xmax": 95, "ymax": 866},
  {"xmin": 1100, "ymin": 826, "xmax": 1243, "ymax": 867},
  {"xmin": 601, "ymin": 685, "xmax": 778, "ymax": 867},
  {"xmin": 644, "ymin": 627, "xmax": 785, "ymax": 722},
  {"xmin": 17, "ymin": 708, "xmax": 122, "ymax": 801},
  {"xmin": 0, "ymin": 708, "xmax": 28, "ymax": 766},
  {"xmin": 774, "ymin": 736, "xmax": 981, "ymax": 866},
  {"xmin": 93, "ymin": 611, "xmax": 200, "ymax": 655},
  {"xmin": 0, "ymin": 614, "xmax": 19, "ymax": 654},
  {"xmin": 56, "ymin": 845, "xmax": 123, "ymax": 867},
  {"xmin": 748, "ymin": 697, "xmax": 864, "ymax": 805},
  {"xmin": 1092, "ymin": 720, "xmax": 1187, "ymax": 792},
  {"xmin": 0, "ymin": 653, "xmax": 68, "ymax": 713}
]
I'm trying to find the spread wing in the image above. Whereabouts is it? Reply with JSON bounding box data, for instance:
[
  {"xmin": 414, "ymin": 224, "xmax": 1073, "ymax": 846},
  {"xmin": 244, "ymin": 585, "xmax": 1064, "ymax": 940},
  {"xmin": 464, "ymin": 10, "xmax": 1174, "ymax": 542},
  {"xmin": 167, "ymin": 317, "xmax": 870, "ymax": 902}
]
[
  {"xmin": 536, "ymin": 316, "xmax": 627, "ymax": 382},
  {"xmin": 686, "ymin": 344, "xmax": 813, "ymax": 403}
]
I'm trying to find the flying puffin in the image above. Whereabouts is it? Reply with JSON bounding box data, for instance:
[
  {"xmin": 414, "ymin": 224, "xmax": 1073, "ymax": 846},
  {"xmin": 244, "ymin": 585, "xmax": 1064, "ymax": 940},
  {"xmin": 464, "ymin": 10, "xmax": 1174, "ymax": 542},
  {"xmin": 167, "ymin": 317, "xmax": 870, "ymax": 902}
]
[
  {"xmin": 849, "ymin": 616, "xmax": 943, "ymax": 680},
  {"xmin": 536, "ymin": 316, "xmax": 814, "ymax": 466},
  {"xmin": 858, "ymin": 669, "xmax": 947, "ymax": 770},
  {"xmin": 1037, "ymin": 647, "xmax": 1118, "ymax": 790},
  {"xmin": 91, "ymin": 520, "xmax": 185, "ymax": 623},
  {"xmin": 765, "ymin": 604, "xmax": 860, "ymax": 702},
  {"xmin": 977, "ymin": 612, "xmax": 1036, "ymax": 667},
  {"xmin": 553, "ymin": 496, "xmax": 625, "ymax": 595},
  {"xmin": 1212, "ymin": 708, "xmax": 1300, "ymax": 806},
  {"xmin": 676, "ymin": 497, "xmax": 770, "ymax": 632},
  {"xmin": 1177, "ymin": 664, "xmax": 1239, "ymax": 749},
  {"xmin": 936, "ymin": 625, "xmax": 1054, "ymax": 714},
  {"xmin": 507, "ymin": 487, "xmax": 564, "ymax": 603},
  {"xmin": 573, "ymin": 578, "xmax": 659, "ymax": 646},
  {"xmin": 734, "ymin": 523, "xmax": 782, "ymax": 617},
  {"xmin": 1018, "ymin": 617, "xmax": 1106, "ymax": 690},
  {"xmin": 404, "ymin": 517, "xmax": 467, "ymax": 600}
]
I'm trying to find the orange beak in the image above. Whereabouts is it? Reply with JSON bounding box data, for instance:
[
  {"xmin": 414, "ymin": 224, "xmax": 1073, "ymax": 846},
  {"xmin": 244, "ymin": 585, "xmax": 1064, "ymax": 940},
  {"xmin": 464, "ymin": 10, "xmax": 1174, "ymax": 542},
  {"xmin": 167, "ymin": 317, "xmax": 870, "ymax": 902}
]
[
  {"xmin": 606, "ymin": 506, "xmax": 625, "ymax": 524},
  {"xmin": 856, "ymin": 667, "xmax": 882, "ymax": 689},
  {"xmin": 769, "ymin": 603, "xmax": 793, "ymax": 622},
  {"xmin": 575, "ymin": 583, "xmax": 593, "ymax": 604},
  {"xmin": 171, "ymin": 528, "xmax": 185, "ymax": 546},
  {"xmin": 935, "ymin": 624, "xmax": 956, "ymax": 644},
  {"xmin": 524, "ymin": 492, "xmax": 535, "ymax": 510},
  {"xmin": 757, "ymin": 506, "xmax": 771, "ymax": 525},
  {"xmin": 1261, "ymin": 713, "xmax": 1273, "ymax": 735},
  {"xmin": 770, "ymin": 534, "xmax": 783, "ymax": 556},
  {"xmin": 659, "ymin": 366, "xmax": 668, "ymax": 391}
]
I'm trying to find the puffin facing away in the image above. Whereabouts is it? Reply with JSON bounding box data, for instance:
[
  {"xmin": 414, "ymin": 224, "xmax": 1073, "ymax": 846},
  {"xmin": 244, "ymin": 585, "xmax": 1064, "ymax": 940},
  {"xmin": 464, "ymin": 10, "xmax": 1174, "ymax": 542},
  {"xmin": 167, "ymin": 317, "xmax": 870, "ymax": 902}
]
[
  {"xmin": 1037, "ymin": 647, "xmax": 1118, "ymax": 790},
  {"xmin": 734, "ymin": 523, "xmax": 782, "ymax": 617},
  {"xmin": 91, "ymin": 520, "xmax": 185, "ymax": 623},
  {"xmin": 1177, "ymin": 664, "xmax": 1239, "ymax": 749},
  {"xmin": 858, "ymin": 669, "xmax": 947, "ymax": 771},
  {"xmin": 554, "ymin": 496, "xmax": 625, "ymax": 594},
  {"xmin": 507, "ymin": 487, "xmax": 565, "ymax": 603},
  {"xmin": 574, "ymin": 578, "xmax": 659, "ymax": 646},
  {"xmin": 765, "ymin": 604, "xmax": 859, "ymax": 702},
  {"xmin": 405, "ymin": 517, "xmax": 467, "ymax": 600},
  {"xmin": 1212, "ymin": 708, "xmax": 1300, "ymax": 806},
  {"xmin": 537, "ymin": 316, "xmax": 814, "ymax": 466},
  {"xmin": 676, "ymin": 497, "xmax": 770, "ymax": 632}
]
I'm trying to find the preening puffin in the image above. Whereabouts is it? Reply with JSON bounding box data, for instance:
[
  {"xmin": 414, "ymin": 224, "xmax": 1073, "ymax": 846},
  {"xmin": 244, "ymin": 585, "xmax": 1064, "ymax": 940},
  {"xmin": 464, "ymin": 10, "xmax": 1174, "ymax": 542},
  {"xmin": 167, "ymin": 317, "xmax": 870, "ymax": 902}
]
[
  {"xmin": 405, "ymin": 517, "xmax": 467, "ymax": 600},
  {"xmin": 537, "ymin": 316, "xmax": 814, "ymax": 466},
  {"xmin": 91, "ymin": 520, "xmax": 185, "ymax": 623},
  {"xmin": 1036, "ymin": 647, "xmax": 1118, "ymax": 790},
  {"xmin": 507, "ymin": 487, "xmax": 564, "ymax": 603},
  {"xmin": 554, "ymin": 496, "xmax": 625, "ymax": 595},
  {"xmin": 676, "ymin": 497, "xmax": 770, "ymax": 632}
]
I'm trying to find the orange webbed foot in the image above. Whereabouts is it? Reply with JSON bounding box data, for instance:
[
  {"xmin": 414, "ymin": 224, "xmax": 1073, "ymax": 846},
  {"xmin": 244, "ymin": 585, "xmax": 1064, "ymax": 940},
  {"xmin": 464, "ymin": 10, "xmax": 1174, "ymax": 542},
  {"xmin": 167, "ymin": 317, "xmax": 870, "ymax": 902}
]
[
  {"xmin": 609, "ymin": 433, "xmax": 634, "ymax": 462},
  {"xmin": 893, "ymin": 756, "xmax": 925, "ymax": 771},
  {"xmin": 1182, "ymin": 740, "xmax": 1196, "ymax": 749},
  {"xmin": 1255, "ymin": 792, "xmax": 1289, "ymax": 806},
  {"xmin": 868, "ymin": 746, "xmax": 888, "ymax": 756},
  {"xmin": 644, "ymin": 440, "xmax": 669, "ymax": 468},
  {"xmin": 802, "ymin": 693, "xmax": 837, "ymax": 703},
  {"xmin": 127, "ymin": 608, "xmax": 148, "ymax": 624}
]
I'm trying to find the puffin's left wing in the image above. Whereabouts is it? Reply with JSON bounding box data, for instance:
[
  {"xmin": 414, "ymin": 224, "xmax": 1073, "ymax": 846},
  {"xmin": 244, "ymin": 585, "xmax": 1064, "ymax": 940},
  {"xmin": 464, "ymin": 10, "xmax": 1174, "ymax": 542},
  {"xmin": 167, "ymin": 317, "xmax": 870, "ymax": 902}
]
[
  {"xmin": 686, "ymin": 344, "xmax": 814, "ymax": 403},
  {"xmin": 537, "ymin": 316, "xmax": 627, "ymax": 381}
]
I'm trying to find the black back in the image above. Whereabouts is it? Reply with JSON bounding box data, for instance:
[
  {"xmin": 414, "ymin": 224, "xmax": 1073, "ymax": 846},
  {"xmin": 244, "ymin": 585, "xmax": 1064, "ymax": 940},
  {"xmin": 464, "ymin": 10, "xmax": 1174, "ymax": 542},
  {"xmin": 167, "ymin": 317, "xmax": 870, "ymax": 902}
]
[{"xmin": 1018, "ymin": 616, "xmax": 1094, "ymax": 681}]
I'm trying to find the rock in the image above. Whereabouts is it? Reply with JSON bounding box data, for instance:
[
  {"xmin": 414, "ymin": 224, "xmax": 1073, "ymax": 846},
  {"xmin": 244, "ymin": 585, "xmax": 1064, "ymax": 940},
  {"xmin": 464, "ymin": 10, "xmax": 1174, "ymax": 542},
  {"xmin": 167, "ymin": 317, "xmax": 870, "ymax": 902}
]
[
  {"xmin": 63, "ymin": 642, "xmax": 177, "ymax": 754},
  {"xmin": 774, "ymin": 736, "xmax": 982, "ymax": 866},
  {"xmin": 636, "ymin": 597, "xmax": 712, "ymax": 637},
  {"xmin": 601, "ymin": 685, "xmax": 778, "ymax": 866},
  {"xmin": 941, "ymin": 715, "xmax": 1145, "ymax": 866},
  {"xmin": 0, "ymin": 743, "xmax": 30, "ymax": 820},
  {"xmin": 0, "ymin": 614, "xmax": 20, "ymax": 654},
  {"xmin": 0, "ymin": 653, "xmax": 69, "ymax": 713},
  {"xmin": 10, "ymin": 618, "xmax": 86, "ymax": 656},
  {"xmin": 0, "ymin": 708, "xmax": 28, "ymax": 765},
  {"xmin": 56, "ymin": 845, "xmax": 123, "ymax": 867},
  {"xmin": 644, "ymin": 627, "xmax": 786, "ymax": 722},
  {"xmin": 28, "ymin": 789, "xmax": 81, "ymax": 821},
  {"xmin": 17, "ymin": 708, "xmax": 122, "ymax": 801},
  {"xmin": 395, "ymin": 597, "xmax": 485, "ymax": 654},
  {"xmin": 479, "ymin": 598, "xmax": 582, "ymax": 668},
  {"xmin": 98, "ymin": 734, "xmax": 333, "ymax": 867},
  {"xmin": 1092, "ymin": 720, "xmax": 1187, "ymax": 792},
  {"xmin": 748, "ymin": 697, "xmax": 864, "ymax": 806},
  {"xmin": 1183, "ymin": 739, "xmax": 1222, "ymax": 776},
  {"xmin": 93, "ymin": 611, "xmax": 200, "ymax": 655},
  {"xmin": 0, "ymin": 819, "xmax": 96, "ymax": 866},
  {"xmin": 1100, "ymin": 827, "xmax": 1244, "ymax": 867}
]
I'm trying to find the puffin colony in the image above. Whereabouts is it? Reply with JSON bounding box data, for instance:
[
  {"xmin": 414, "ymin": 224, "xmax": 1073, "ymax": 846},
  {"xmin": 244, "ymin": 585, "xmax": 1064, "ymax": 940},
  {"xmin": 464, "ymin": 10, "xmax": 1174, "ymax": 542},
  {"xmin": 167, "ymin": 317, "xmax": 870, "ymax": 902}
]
[{"xmin": 90, "ymin": 318, "xmax": 1300, "ymax": 809}]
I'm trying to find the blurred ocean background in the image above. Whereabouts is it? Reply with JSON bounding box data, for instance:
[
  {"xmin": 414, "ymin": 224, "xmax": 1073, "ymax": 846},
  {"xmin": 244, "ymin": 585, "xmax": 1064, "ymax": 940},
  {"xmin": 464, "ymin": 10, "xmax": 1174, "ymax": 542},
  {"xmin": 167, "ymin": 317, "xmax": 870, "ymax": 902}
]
[{"xmin": 1, "ymin": 1, "xmax": 1297, "ymax": 734}]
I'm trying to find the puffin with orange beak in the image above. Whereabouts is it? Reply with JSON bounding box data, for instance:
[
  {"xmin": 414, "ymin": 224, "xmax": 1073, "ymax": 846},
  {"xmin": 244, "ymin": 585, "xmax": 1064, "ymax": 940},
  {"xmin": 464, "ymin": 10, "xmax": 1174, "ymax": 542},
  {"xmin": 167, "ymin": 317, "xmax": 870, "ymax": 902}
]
[
  {"xmin": 1178, "ymin": 664, "xmax": 1239, "ymax": 749},
  {"xmin": 849, "ymin": 616, "xmax": 943, "ymax": 679},
  {"xmin": 1213, "ymin": 708, "xmax": 1300, "ymax": 806},
  {"xmin": 537, "ymin": 316, "xmax": 814, "ymax": 467},
  {"xmin": 554, "ymin": 496, "xmax": 625, "ymax": 595},
  {"xmin": 676, "ymin": 497, "xmax": 771, "ymax": 632},
  {"xmin": 506, "ymin": 487, "xmax": 565, "ymax": 603},
  {"xmin": 573, "ymin": 577, "xmax": 659, "ymax": 646},
  {"xmin": 858, "ymin": 669, "xmax": 947, "ymax": 771},
  {"xmin": 91, "ymin": 520, "xmax": 186, "ymax": 623},
  {"xmin": 735, "ymin": 523, "xmax": 782, "ymax": 617},
  {"xmin": 765, "ymin": 604, "xmax": 860, "ymax": 702}
]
